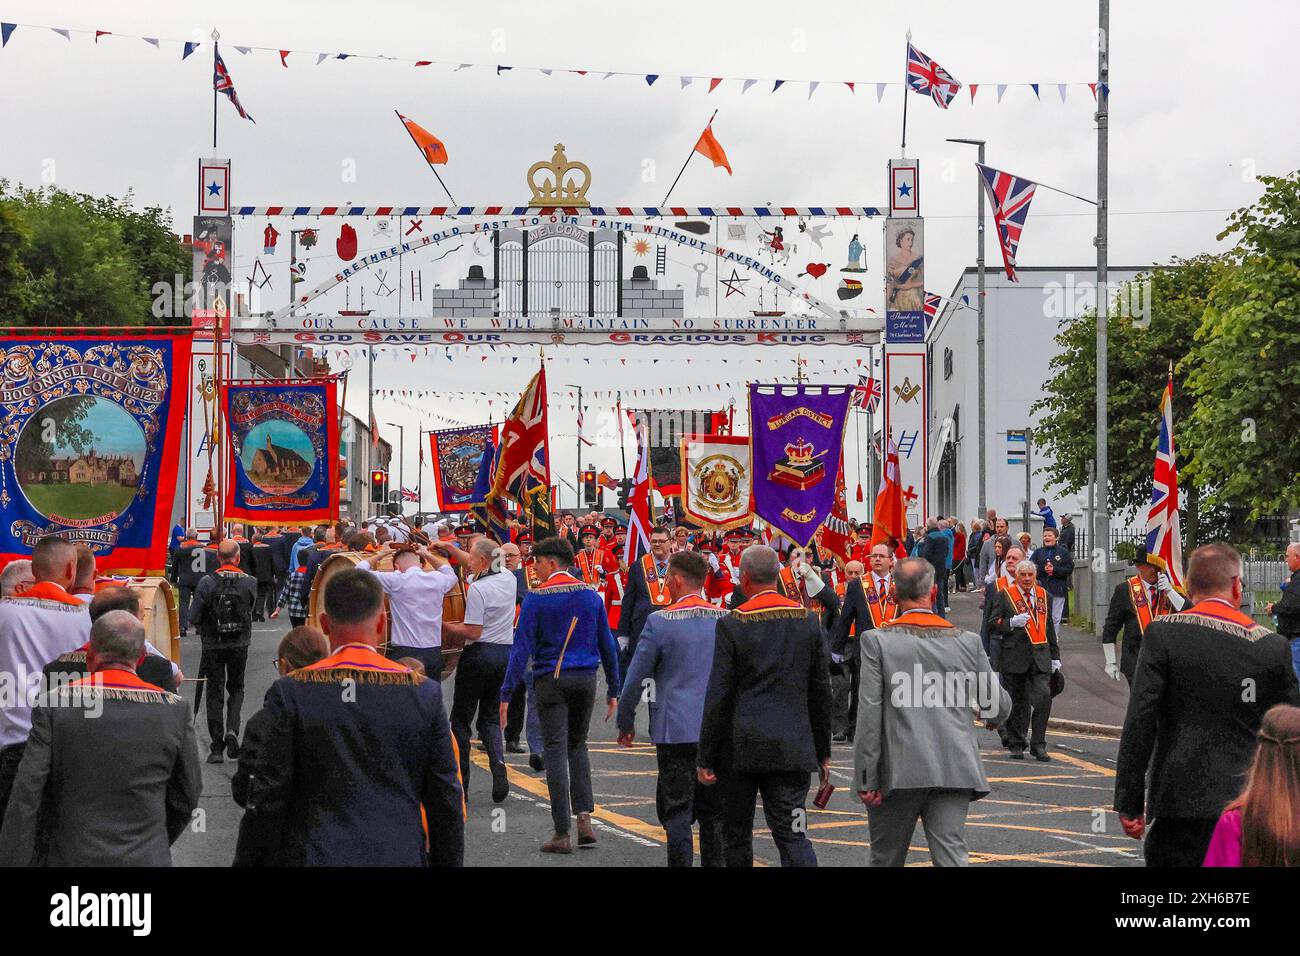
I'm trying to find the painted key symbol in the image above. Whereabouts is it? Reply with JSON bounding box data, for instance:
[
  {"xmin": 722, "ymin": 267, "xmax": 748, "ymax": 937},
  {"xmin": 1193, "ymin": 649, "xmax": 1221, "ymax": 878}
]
[{"xmin": 694, "ymin": 261, "xmax": 710, "ymax": 298}]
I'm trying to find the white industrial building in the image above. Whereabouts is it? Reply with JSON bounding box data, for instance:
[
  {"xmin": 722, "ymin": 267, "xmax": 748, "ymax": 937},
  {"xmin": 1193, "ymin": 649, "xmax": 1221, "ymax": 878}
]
[{"xmin": 925, "ymin": 264, "xmax": 1145, "ymax": 527}]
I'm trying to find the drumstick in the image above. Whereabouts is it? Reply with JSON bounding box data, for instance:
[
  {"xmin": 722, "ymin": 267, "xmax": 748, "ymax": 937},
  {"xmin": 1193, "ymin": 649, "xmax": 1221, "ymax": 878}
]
[{"xmin": 553, "ymin": 615, "xmax": 579, "ymax": 678}]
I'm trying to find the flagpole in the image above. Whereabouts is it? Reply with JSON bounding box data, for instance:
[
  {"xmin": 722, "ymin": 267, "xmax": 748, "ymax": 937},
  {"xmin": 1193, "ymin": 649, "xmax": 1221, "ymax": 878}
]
[
  {"xmin": 395, "ymin": 110, "xmax": 457, "ymax": 206},
  {"xmin": 661, "ymin": 109, "xmax": 717, "ymax": 208},
  {"xmin": 900, "ymin": 30, "xmax": 911, "ymax": 155},
  {"xmin": 211, "ymin": 29, "xmax": 219, "ymax": 150}
]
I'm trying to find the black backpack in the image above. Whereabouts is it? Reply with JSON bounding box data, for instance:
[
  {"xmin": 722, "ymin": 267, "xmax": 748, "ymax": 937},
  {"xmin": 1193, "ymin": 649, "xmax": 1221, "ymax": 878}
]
[{"xmin": 205, "ymin": 573, "xmax": 252, "ymax": 643}]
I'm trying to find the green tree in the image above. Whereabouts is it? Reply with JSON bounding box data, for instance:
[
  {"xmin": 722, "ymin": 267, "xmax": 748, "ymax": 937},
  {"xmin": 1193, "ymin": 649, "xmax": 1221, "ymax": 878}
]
[
  {"xmin": 1184, "ymin": 172, "xmax": 1300, "ymax": 517},
  {"xmin": 1031, "ymin": 255, "xmax": 1228, "ymax": 546},
  {"xmin": 0, "ymin": 182, "xmax": 188, "ymax": 327}
]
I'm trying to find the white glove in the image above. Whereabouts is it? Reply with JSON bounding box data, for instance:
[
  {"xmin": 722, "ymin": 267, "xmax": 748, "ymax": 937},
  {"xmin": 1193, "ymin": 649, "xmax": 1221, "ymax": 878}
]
[
  {"xmin": 801, "ymin": 566, "xmax": 826, "ymax": 596},
  {"xmin": 1102, "ymin": 643, "xmax": 1122, "ymax": 681},
  {"xmin": 707, "ymin": 552, "xmax": 720, "ymax": 573},
  {"xmin": 1009, "ymin": 613, "xmax": 1030, "ymax": 629},
  {"xmin": 1051, "ymin": 659, "xmax": 1062, "ymax": 673},
  {"xmin": 617, "ymin": 636, "xmax": 629, "ymax": 651},
  {"xmin": 830, "ymin": 652, "xmax": 846, "ymax": 664},
  {"xmin": 1157, "ymin": 572, "xmax": 1186, "ymax": 610}
]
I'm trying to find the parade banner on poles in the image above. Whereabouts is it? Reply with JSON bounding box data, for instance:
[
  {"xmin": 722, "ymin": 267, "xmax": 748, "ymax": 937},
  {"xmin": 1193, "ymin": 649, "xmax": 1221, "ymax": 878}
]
[
  {"xmin": 747, "ymin": 384, "xmax": 852, "ymax": 548},
  {"xmin": 222, "ymin": 378, "xmax": 339, "ymax": 525},
  {"xmin": 428, "ymin": 423, "xmax": 498, "ymax": 512},
  {"xmin": 0, "ymin": 331, "xmax": 192, "ymax": 574},
  {"xmin": 679, "ymin": 434, "xmax": 752, "ymax": 531}
]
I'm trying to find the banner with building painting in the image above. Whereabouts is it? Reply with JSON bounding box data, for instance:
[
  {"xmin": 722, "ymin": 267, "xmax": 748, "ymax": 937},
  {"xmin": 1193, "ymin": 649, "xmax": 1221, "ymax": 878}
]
[
  {"xmin": 222, "ymin": 379, "xmax": 340, "ymax": 525},
  {"xmin": 0, "ymin": 332, "xmax": 193, "ymax": 574}
]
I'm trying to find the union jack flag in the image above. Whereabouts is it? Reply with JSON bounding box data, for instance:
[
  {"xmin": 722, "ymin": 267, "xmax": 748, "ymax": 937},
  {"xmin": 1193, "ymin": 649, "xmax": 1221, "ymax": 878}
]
[
  {"xmin": 625, "ymin": 411, "xmax": 653, "ymax": 565},
  {"xmin": 850, "ymin": 375, "xmax": 883, "ymax": 414},
  {"xmin": 400, "ymin": 487, "xmax": 420, "ymax": 502},
  {"xmin": 976, "ymin": 163, "xmax": 1037, "ymax": 282},
  {"xmin": 923, "ymin": 292, "xmax": 942, "ymax": 320},
  {"xmin": 213, "ymin": 44, "xmax": 254, "ymax": 123},
  {"xmin": 906, "ymin": 43, "xmax": 961, "ymax": 109},
  {"xmin": 1143, "ymin": 373, "xmax": 1184, "ymax": 589},
  {"xmin": 491, "ymin": 364, "xmax": 550, "ymax": 506}
]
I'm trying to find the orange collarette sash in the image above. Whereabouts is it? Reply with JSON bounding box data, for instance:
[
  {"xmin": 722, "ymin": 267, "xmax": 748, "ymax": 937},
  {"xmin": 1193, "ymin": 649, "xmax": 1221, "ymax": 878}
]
[
  {"xmin": 21, "ymin": 581, "xmax": 86, "ymax": 607},
  {"xmin": 640, "ymin": 553, "xmax": 671, "ymax": 606},
  {"xmin": 881, "ymin": 610, "xmax": 952, "ymax": 629},
  {"xmin": 777, "ymin": 566, "xmax": 808, "ymax": 606},
  {"xmin": 664, "ymin": 594, "xmax": 715, "ymax": 613},
  {"xmin": 293, "ymin": 643, "xmax": 421, "ymax": 685},
  {"xmin": 864, "ymin": 575, "xmax": 897, "ymax": 628},
  {"xmin": 576, "ymin": 549, "xmax": 602, "ymax": 585},
  {"xmin": 1007, "ymin": 585, "xmax": 1049, "ymax": 646},
  {"xmin": 1127, "ymin": 575, "xmax": 1169, "ymax": 635}
]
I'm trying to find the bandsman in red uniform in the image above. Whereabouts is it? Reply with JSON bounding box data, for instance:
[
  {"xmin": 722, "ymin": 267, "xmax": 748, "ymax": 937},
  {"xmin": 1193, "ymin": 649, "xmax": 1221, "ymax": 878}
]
[
  {"xmin": 603, "ymin": 535, "xmax": 629, "ymax": 630},
  {"xmin": 574, "ymin": 524, "xmax": 607, "ymax": 586},
  {"xmin": 707, "ymin": 529, "xmax": 748, "ymax": 606}
]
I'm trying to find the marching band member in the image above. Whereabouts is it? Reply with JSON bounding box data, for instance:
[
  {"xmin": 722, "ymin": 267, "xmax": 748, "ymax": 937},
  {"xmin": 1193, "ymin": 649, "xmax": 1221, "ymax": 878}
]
[
  {"xmin": 1100, "ymin": 546, "xmax": 1185, "ymax": 685},
  {"xmin": 575, "ymin": 524, "xmax": 608, "ymax": 587}
]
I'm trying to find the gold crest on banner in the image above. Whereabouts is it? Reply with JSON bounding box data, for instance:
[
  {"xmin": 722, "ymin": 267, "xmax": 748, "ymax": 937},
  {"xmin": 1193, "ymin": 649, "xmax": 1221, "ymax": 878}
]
[{"xmin": 680, "ymin": 434, "xmax": 752, "ymax": 531}]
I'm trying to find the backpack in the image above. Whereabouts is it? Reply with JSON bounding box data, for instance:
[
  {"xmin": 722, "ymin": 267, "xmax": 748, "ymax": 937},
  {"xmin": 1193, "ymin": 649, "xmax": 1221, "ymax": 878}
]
[{"xmin": 205, "ymin": 573, "xmax": 252, "ymax": 643}]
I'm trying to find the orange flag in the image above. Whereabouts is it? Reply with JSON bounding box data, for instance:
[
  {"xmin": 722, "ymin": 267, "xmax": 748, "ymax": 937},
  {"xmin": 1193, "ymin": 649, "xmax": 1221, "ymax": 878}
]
[
  {"xmin": 694, "ymin": 123, "xmax": 732, "ymax": 175},
  {"xmin": 397, "ymin": 112, "xmax": 448, "ymax": 165}
]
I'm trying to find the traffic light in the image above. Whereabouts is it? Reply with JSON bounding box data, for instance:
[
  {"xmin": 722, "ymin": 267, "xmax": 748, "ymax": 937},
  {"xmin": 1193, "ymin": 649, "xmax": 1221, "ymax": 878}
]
[
  {"xmin": 370, "ymin": 469, "xmax": 388, "ymax": 504},
  {"xmin": 617, "ymin": 478, "xmax": 633, "ymax": 510},
  {"xmin": 582, "ymin": 470, "xmax": 597, "ymax": 508}
]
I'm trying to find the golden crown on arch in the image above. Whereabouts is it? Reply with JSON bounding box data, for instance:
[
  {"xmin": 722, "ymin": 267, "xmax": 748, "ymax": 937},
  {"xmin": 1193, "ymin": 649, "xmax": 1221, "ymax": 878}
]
[{"xmin": 527, "ymin": 144, "xmax": 592, "ymax": 208}]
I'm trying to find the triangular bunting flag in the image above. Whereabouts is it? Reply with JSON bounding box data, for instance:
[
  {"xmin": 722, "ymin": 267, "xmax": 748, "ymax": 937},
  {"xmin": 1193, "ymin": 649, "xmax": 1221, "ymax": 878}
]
[
  {"xmin": 969, "ymin": 83, "xmax": 979, "ymax": 102},
  {"xmin": 414, "ymin": 60, "xmax": 431, "ymax": 66},
  {"xmin": 52, "ymin": 28, "xmax": 71, "ymax": 40},
  {"xmin": 233, "ymin": 45, "xmax": 251, "ymax": 55},
  {"xmin": 807, "ymin": 81, "xmax": 819, "ymax": 99},
  {"xmin": 996, "ymin": 84, "xmax": 1007, "ymax": 102},
  {"xmin": 540, "ymin": 68, "xmax": 552, "ymax": 76},
  {"xmin": 1088, "ymin": 82, "xmax": 1097, "ymax": 99},
  {"xmin": 876, "ymin": 82, "xmax": 887, "ymax": 102},
  {"xmin": 455, "ymin": 63, "xmax": 472, "ymax": 71},
  {"xmin": 280, "ymin": 50, "xmax": 290, "ymax": 66},
  {"xmin": 680, "ymin": 76, "xmax": 693, "ymax": 88},
  {"xmin": 317, "ymin": 53, "xmax": 329, "ymax": 65},
  {"xmin": 336, "ymin": 53, "xmax": 349, "ymax": 60},
  {"xmin": 1100, "ymin": 83, "xmax": 1109, "ymax": 97},
  {"xmin": 496, "ymin": 64, "xmax": 512, "ymax": 74},
  {"xmin": 1058, "ymin": 83, "xmax": 1068, "ymax": 102},
  {"xmin": 1030, "ymin": 83, "xmax": 1040, "ymax": 99},
  {"xmin": 182, "ymin": 41, "xmax": 200, "ymax": 60},
  {"xmin": 1, "ymin": 23, "xmax": 15, "ymax": 46},
  {"xmin": 645, "ymin": 74, "xmax": 659, "ymax": 85},
  {"xmin": 95, "ymin": 30, "xmax": 111, "ymax": 43},
  {"xmin": 708, "ymin": 77, "xmax": 723, "ymax": 92},
  {"xmin": 844, "ymin": 81, "xmax": 855, "ymax": 93},
  {"xmin": 773, "ymin": 79, "xmax": 785, "ymax": 92},
  {"xmin": 741, "ymin": 78, "xmax": 758, "ymax": 94}
]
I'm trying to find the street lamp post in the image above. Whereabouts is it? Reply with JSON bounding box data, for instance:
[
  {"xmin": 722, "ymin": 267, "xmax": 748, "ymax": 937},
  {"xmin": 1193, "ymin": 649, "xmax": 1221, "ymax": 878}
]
[
  {"xmin": 947, "ymin": 137, "xmax": 987, "ymax": 518},
  {"xmin": 386, "ymin": 422, "xmax": 405, "ymax": 514}
]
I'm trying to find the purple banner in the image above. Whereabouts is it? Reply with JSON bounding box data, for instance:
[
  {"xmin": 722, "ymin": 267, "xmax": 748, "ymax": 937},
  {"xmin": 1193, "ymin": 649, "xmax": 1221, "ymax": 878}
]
[{"xmin": 748, "ymin": 384, "xmax": 853, "ymax": 548}]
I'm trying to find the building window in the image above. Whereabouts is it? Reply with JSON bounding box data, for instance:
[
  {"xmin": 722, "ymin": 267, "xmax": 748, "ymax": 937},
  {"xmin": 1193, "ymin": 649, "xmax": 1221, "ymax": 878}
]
[{"xmin": 943, "ymin": 347, "xmax": 954, "ymax": 380}]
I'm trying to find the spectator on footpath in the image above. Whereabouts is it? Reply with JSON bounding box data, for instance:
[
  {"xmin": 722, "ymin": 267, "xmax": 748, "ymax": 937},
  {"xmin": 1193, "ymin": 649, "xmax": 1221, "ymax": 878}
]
[
  {"xmin": 1266, "ymin": 542, "xmax": 1300, "ymax": 681},
  {"xmin": 855, "ymin": 557, "xmax": 1010, "ymax": 866},
  {"xmin": 1031, "ymin": 527, "xmax": 1074, "ymax": 635},
  {"xmin": 1115, "ymin": 543, "xmax": 1300, "ymax": 867},
  {"xmin": 1203, "ymin": 704, "xmax": 1300, "ymax": 867},
  {"xmin": 1031, "ymin": 498, "xmax": 1057, "ymax": 530}
]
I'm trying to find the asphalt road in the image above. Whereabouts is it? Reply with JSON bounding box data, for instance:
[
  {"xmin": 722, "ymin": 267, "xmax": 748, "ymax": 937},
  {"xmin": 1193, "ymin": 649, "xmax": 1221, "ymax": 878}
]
[{"xmin": 172, "ymin": 591, "xmax": 1144, "ymax": 867}]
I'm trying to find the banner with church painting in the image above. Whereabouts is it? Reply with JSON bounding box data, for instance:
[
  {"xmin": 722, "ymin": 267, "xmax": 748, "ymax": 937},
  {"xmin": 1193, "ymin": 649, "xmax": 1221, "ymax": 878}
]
[
  {"xmin": 429, "ymin": 423, "xmax": 498, "ymax": 513},
  {"xmin": 747, "ymin": 384, "xmax": 852, "ymax": 549},
  {"xmin": 0, "ymin": 331, "xmax": 193, "ymax": 575},
  {"xmin": 222, "ymin": 379, "xmax": 340, "ymax": 525}
]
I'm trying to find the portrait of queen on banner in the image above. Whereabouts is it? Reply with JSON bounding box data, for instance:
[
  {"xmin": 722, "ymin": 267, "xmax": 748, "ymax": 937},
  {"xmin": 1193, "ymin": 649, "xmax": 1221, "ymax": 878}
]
[
  {"xmin": 223, "ymin": 379, "xmax": 340, "ymax": 525},
  {"xmin": 748, "ymin": 384, "xmax": 852, "ymax": 548},
  {"xmin": 0, "ymin": 333, "xmax": 192, "ymax": 574}
]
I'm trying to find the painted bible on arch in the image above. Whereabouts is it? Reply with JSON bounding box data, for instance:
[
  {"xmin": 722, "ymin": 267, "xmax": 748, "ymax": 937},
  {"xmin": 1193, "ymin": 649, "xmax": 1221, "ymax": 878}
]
[{"xmin": 0, "ymin": 332, "xmax": 193, "ymax": 574}]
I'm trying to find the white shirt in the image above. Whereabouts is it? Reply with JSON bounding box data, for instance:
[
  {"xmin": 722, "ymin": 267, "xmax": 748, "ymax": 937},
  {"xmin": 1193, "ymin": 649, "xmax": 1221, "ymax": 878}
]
[
  {"xmin": 463, "ymin": 570, "xmax": 516, "ymax": 646},
  {"xmin": 358, "ymin": 560, "xmax": 457, "ymax": 649},
  {"xmin": 0, "ymin": 588, "xmax": 91, "ymax": 747}
]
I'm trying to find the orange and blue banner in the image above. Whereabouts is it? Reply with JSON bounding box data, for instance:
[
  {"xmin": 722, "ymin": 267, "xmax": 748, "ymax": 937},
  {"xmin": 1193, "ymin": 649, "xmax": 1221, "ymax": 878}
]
[
  {"xmin": 428, "ymin": 423, "xmax": 497, "ymax": 513},
  {"xmin": 0, "ymin": 331, "xmax": 192, "ymax": 574},
  {"xmin": 222, "ymin": 378, "xmax": 339, "ymax": 525}
]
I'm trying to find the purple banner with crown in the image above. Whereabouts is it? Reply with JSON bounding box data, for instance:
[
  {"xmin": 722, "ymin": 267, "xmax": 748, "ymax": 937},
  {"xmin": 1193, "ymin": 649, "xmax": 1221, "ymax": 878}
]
[{"xmin": 748, "ymin": 384, "xmax": 853, "ymax": 548}]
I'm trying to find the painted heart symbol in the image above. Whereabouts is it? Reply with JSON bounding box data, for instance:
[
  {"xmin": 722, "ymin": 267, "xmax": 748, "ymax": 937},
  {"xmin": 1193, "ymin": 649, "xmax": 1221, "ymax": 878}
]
[{"xmin": 802, "ymin": 262, "xmax": 828, "ymax": 279}]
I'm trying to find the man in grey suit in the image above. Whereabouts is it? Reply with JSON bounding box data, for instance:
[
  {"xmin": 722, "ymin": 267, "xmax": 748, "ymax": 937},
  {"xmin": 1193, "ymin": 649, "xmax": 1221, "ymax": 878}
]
[
  {"xmin": 616, "ymin": 550, "xmax": 728, "ymax": 867},
  {"xmin": 0, "ymin": 611, "xmax": 202, "ymax": 867},
  {"xmin": 855, "ymin": 557, "xmax": 1011, "ymax": 866}
]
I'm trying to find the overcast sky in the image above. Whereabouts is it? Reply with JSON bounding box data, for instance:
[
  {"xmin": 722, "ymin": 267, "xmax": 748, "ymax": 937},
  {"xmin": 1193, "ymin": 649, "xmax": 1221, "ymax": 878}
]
[{"xmin": 2, "ymin": 0, "xmax": 1294, "ymax": 512}]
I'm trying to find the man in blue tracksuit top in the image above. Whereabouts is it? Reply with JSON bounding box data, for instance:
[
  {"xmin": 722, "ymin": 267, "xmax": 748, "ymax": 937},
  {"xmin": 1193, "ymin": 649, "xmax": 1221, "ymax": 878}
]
[{"xmin": 499, "ymin": 535, "xmax": 621, "ymax": 855}]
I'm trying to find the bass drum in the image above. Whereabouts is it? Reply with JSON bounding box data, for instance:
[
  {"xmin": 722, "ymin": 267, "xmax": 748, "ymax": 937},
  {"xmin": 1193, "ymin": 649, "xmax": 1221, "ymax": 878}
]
[
  {"xmin": 307, "ymin": 550, "xmax": 466, "ymax": 681},
  {"xmin": 99, "ymin": 576, "xmax": 182, "ymax": 666}
]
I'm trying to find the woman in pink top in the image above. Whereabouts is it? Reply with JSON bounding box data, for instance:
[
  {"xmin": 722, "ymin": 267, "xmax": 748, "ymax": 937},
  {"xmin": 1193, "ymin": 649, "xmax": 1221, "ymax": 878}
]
[{"xmin": 1203, "ymin": 704, "xmax": 1300, "ymax": 866}]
